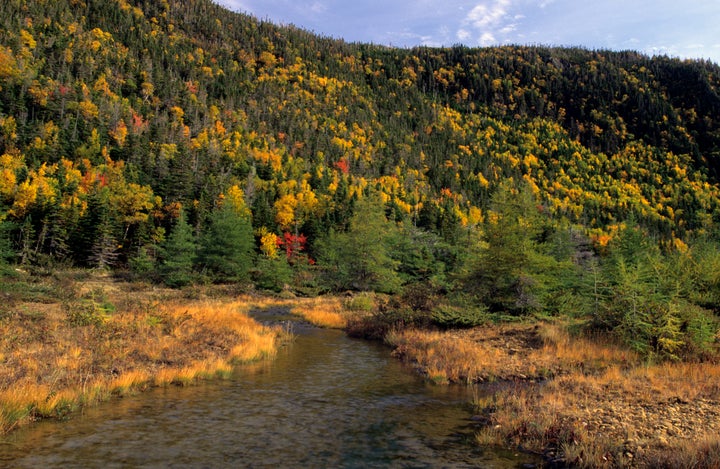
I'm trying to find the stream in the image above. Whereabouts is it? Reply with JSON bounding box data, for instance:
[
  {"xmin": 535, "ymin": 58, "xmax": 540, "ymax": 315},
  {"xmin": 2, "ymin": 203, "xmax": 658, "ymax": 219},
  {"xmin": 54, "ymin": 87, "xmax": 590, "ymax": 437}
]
[{"xmin": 1, "ymin": 308, "xmax": 538, "ymax": 468}]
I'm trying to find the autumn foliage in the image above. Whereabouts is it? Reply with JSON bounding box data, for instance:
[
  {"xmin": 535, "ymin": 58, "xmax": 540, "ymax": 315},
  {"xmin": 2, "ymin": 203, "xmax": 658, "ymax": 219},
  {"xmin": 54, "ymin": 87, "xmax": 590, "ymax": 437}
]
[{"xmin": 0, "ymin": 0, "xmax": 719, "ymax": 356}]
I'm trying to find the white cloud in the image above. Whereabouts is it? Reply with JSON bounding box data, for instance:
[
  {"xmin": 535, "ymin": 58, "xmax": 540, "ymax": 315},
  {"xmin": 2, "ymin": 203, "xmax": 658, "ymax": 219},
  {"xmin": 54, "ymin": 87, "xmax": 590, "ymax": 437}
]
[
  {"xmin": 310, "ymin": 2, "xmax": 326, "ymax": 14},
  {"xmin": 500, "ymin": 23, "xmax": 518, "ymax": 34},
  {"xmin": 457, "ymin": 28, "xmax": 471, "ymax": 41},
  {"xmin": 214, "ymin": 0, "xmax": 720, "ymax": 64},
  {"xmin": 466, "ymin": 0, "xmax": 511, "ymax": 29},
  {"xmin": 479, "ymin": 31, "xmax": 496, "ymax": 46},
  {"xmin": 460, "ymin": 0, "xmax": 520, "ymax": 47}
]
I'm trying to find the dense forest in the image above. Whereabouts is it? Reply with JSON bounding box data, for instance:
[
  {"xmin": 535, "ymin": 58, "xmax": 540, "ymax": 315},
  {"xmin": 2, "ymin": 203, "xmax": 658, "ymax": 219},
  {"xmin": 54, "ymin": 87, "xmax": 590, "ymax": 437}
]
[{"xmin": 2, "ymin": 0, "xmax": 720, "ymax": 359}]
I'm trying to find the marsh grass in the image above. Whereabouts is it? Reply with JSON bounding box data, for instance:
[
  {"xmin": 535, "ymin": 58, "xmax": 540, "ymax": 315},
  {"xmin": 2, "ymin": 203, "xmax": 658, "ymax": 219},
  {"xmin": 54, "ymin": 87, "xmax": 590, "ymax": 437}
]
[
  {"xmin": 386, "ymin": 329, "xmax": 489, "ymax": 383},
  {"xmin": 382, "ymin": 321, "xmax": 720, "ymax": 467},
  {"xmin": 290, "ymin": 296, "xmax": 349, "ymax": 328},
  {"xmin": 643, "ymin": 434, "xmax": 720, "ymax": 468},
  {"xmin": 0, "ymin": 277, "xmax": 287, "ymax": 435}
]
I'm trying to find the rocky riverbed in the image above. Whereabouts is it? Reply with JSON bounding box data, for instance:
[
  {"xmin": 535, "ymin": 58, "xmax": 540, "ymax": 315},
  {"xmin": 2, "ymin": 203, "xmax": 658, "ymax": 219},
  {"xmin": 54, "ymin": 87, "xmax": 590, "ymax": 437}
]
[{"xmin": 387, "ymin": 323, "xmax": 720, "ymax": 467}]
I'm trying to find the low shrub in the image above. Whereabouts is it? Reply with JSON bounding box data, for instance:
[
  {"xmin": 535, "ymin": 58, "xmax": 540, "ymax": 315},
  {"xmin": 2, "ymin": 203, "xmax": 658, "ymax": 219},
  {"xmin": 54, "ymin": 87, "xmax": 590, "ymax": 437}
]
[
  {"xmin": 346, "ymin": 307, "xmax": 432, "ymax": 340},
  {"xmin": 64, "ymin": 288, "xmax": 115, "ymax": 327},
  {"xmin": 344, "ymin": 293, "xmax": 375, "ymax": 311},
  {"xmin": 431, "ymin": 303, "xmax": 489, "ymax": 328}
]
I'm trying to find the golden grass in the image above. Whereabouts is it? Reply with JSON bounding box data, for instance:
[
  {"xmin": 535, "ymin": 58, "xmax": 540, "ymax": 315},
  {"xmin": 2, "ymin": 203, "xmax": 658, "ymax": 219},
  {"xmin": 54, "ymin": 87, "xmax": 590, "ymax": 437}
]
[
  {"xmin": 386, "ymin": 329, "xmax": 492, "ymax": 383},
  {"xmin": 290, "ymin": 296, "xmax": 349, "ymax": 328},
  {"xmin": 0, "ymin": 286, "xmax": 288, "ymax": 435},
  {"xmin": 643, "ymin": 433, "xmax": 720, "ymax": 468},
  {"xmin": 380, "ymin": 321, "xmax": 720, "ymax": 467},
  {"xmin": 532, "ymin": 323, "xmax": 637, "ymax": 371},
  {"xmin": 110, "ymin": 370, "xmax": 151, "ymax": 395}
]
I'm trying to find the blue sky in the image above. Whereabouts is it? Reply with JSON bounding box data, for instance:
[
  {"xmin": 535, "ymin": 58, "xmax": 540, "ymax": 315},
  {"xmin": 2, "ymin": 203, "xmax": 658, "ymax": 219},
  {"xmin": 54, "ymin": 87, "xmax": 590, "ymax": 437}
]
[{"xmin": 215, "ymin": 0, "xmax": 720, "ymax": 64}]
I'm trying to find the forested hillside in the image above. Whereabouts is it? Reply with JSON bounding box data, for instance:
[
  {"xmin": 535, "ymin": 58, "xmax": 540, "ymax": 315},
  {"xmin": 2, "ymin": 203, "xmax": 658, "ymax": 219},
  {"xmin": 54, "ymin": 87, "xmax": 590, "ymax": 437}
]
[{"xmin": 2, "ymin": 0, "xmax": 720, "ymax": 357}]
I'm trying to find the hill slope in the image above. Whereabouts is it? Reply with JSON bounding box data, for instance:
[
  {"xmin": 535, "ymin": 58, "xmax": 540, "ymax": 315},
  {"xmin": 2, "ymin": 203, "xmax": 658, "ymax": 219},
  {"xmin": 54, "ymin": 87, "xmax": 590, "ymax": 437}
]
[{"xmin": 0, "ymin": 0, "xmax": 719, "ymax": 267}]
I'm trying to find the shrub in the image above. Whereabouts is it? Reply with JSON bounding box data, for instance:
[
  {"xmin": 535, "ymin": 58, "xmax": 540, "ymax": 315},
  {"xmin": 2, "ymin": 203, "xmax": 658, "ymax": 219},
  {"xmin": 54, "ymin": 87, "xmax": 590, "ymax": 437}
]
[
  {"xmin": 432, "ymin": 303, "xmax": 489, "ymax": 329},
  {"xmin": 344, "ymin": 293, "xmax": 375, "ymax": 311},
  {"xmin": 346, "ymin": 307, "xmax": 432, "ymax": 340},
  {"xmin": 64, "ymin": 288, "xmax": 115, "ymax": 327}
]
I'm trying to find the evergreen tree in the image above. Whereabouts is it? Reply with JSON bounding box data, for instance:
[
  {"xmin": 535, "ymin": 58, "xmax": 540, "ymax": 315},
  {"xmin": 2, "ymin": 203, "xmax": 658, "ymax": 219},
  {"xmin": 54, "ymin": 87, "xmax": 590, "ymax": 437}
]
[
  {"xmin": 38, "ymin": 208, "xmax": 72, "ymax": 265},
  {"xmin": 18, "ymin": 217, "xmax": 37, "ymax": 266},
  {"xmin": 198, "ymin": 203, "xmax": 254, "ymax": 282},
  {"xmin": 158, "ymin": 210, "xmax": 197, "ymax": 287},
  {"xmin": 388, "ymin": 221, "xmax": 452, "ymax": 287},
  {"xmin": 0, "ymin": 218, "xmax": 15, "ymax": 267},
  {"xmin": 253, "ymin": 256, "xmax": 293, "ymax": 292},
  {"xmin": 318, "ymin": 194, "xmax": 401, "ymax": 293},
  {"xmin": 70, "ymin": 187, "xmax": 116, "ymax": 268},
  {"xmin": 128, "ymin": 245, "xmax": 156, "ymax": 281},
  {"xmin": 88, "ymin": 206, "xmax": 120, "ymax": 270},
  {"xmin": 463, "ymin": 184, "xmax": 557, "ymax": 315},
  {"xmin": 592, "ymin": 223, "xmax": 716, "ymax": 359}
]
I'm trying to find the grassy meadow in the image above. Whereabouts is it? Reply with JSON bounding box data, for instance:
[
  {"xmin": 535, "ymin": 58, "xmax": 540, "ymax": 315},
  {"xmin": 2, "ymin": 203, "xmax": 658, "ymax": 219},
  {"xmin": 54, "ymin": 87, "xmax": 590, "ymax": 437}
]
[{"xmin": 0, "ymin": 271, "xmax": 290, "ymax": 434}]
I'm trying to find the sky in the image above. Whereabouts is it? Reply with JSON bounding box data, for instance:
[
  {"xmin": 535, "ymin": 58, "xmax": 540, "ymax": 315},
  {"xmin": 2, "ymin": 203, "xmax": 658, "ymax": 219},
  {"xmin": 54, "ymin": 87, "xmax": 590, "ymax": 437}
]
[{"xmin": 215, "ymin": 0, "xmax": 720, "ymax": 64}]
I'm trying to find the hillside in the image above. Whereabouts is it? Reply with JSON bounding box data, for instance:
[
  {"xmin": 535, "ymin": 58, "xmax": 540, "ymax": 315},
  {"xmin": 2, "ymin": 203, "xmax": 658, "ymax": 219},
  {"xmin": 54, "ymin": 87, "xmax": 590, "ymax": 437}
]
[{"xmin": 1, "ymin": 0, "xmax": 720, "ymax": 357}]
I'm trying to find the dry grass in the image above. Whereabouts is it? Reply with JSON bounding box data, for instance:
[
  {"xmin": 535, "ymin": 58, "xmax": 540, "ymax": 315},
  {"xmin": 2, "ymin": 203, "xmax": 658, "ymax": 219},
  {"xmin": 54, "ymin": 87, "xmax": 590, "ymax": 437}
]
[
  {"xmin": 532, "ymin": 323, "xmax": 637, "ymax": 372},
  {"xmin": 386, "ymin": 329, "xmax": 493, "ymax": 383},
  {"xmin": 379, "ymin": 321, "xmax": 720, "ymax": 467},
  {"xmin": 641, "ymin": 433, "xmax": 720, "ymax": 468},
  {"xmin": 386, "ymin": 322, "xmax": 641, "ymax": 383},
  {"xmin": 289, "ymin": 296, "xmax": 350, "ymax": 329},
  {"xmin": 0, "ymin": 278, "xmax": 288, "ymax": 435}
]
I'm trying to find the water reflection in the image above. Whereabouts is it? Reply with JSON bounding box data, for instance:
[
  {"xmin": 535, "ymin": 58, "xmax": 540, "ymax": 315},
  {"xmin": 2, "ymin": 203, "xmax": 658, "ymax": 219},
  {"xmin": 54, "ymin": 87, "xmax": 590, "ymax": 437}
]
[{"xmin": 2, "ymin": 309, "xmax": 536, "ymax": 468}]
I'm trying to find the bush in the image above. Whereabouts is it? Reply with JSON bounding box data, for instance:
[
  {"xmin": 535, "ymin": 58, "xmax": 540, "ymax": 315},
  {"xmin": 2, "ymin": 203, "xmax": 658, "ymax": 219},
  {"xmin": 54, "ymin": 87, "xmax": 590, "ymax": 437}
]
[
  {"xmin": 344, "ymin": 293, "xmax": 375, "ymax": 311},
  {"xmin": 64, "ymin": 300, "xmax": 109, "ymax": 327},
  {"xmin": 432, "ymin": 303, "xmax": 489, "ymax": 329},
  {"xmin": 64, "ymin": 288, "xmax": 115, "ymax": 327},
  {"xmin": 399, "ymin": 282, "xmax": 440, "ymax": 312},
  {"xmin": 346, "ymin": 307, "xmax": 432, "ymax": 340},
  {"xmin": 253, "ymin": 257, "xmax": 293, "ymax": 292}
]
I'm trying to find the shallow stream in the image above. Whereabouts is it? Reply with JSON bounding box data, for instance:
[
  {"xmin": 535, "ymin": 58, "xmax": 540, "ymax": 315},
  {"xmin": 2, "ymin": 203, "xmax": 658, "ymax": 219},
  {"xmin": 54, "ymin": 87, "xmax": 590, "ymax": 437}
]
[{"xmin": 1, "ymin": 308, "xmax": 537, "ymax": 468}]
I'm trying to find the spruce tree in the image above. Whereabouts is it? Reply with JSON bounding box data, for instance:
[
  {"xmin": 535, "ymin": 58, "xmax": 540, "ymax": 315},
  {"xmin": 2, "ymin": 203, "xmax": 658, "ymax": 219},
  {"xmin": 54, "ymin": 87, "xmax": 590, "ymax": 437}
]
[
  {"xmin": 0, "ymin": 219, "xmax": 15, "ymax": 268},
  {"xmin": 198, "ymin": 203, "xmax": 254, "ymax": 282},
  {"xmin": 463, "ymin": 183, "xmax": 556, "ymax": 315},
  {"xmin": 318, "ymin": 194, "xmax": 401, "ymax": 293},
  {"xmin": 158, "ymin": 210, "xmax": 196, "ymax": 287}
]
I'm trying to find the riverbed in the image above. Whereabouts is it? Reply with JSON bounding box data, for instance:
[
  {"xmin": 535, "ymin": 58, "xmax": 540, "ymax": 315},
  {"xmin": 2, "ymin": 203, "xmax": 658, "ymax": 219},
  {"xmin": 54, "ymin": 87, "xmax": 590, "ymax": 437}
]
[{"xmin": 1, "ymin": 308, "xmax": 537, "ymax": 468}]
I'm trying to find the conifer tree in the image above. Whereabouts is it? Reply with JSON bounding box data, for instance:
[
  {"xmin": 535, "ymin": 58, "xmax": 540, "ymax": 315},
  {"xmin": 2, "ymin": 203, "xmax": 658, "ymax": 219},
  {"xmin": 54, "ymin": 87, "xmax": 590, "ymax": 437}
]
[
  {"xmin": 18, "ymin": 217, "xmax": 36, "ymax": 266},
  {"xmin": 158, "ymin": 210, "xmax": 196, "ymax": 287},
  {"xmin": 318, "ymin": 193, "xmax": 401, "ymax": 293},
  {"xmin": 88, "ymin": 216, "xmax": 119, "ymax": 270},
  {"xmin": 70, "ymin": 188, "xmax": 113, "ymax": 268},
  {"xmin": 463, "ymin": 183, "xmax": 556, "ymax": 314},
  {"xmin": 0, "ymin": 219, "xmax": 15, "ymax": 267},
  {"xmin": 198, "ymin": 202, "xmax": 254, "ymax": 282},
  {"xmin": 77, "ymin": 189, "xmax": 119, "ymax": 270}
]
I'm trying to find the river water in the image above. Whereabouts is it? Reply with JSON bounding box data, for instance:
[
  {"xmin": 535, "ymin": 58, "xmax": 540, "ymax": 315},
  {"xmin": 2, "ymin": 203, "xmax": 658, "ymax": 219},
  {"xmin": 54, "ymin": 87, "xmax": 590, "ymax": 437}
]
[{"xmin": 1, "ymin": 308, "xmax": 537, "ymax": 468}]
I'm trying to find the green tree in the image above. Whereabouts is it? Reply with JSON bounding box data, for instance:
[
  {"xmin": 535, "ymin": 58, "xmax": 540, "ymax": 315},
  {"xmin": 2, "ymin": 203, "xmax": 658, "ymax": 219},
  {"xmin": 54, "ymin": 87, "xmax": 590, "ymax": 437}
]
[
  {"xmin": 158, "ymin": 210, "xmax": 196, "ymax": 287},
  {"xmin": 198, "ymin": 203, "xmax": 254, "ymax": 282},
  {"xmin": 0, "ymin": 218, "xmax": 15, "ymax": 268},
  {"xmin": 318, "ymin": 194, "xmax": 401, "ymax": 293},
  {"xmin": 388, "ymin": 220, "xmax": 460, "ymax": 290},
  {"xmin": 593, "ymin": 224, "xmax": 719, "ymax": 360},
  {"xmin": 462, "ymin": 184, "xmax": 558, "ymax": 315},
  {"xmin": 70, "ymin": 187, "xmax": 117, "ymax": 268},
  {"xmin": 253, "ymin": 256, "xmax": 293, "ymax": 292}
]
